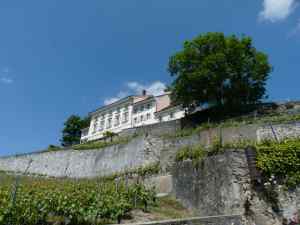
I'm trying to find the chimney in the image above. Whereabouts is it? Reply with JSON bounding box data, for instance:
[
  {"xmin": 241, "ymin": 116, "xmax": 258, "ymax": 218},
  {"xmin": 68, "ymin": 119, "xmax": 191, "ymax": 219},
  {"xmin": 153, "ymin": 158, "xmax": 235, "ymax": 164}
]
[{"xmin": 142, "ymin": 90, "xmax": 147, "ymax": 96}]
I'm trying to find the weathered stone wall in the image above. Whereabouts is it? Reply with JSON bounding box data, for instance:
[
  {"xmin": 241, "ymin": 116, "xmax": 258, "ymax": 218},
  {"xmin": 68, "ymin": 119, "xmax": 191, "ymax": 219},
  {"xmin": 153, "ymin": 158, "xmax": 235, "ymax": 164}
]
[
  {"xmin": 118, "ymin": 215, "xmax": 243, "ymax": 225},
  {"xmin": 119, "ymin": 120, "xmax": 182, "ymax": 138},
  {"xmin": 172, "ymin": 150, "xmax": 249, "ymax": 217},
  {"xmin": 257, "ymin": 122, "xmax": 300, "ymax": 142},
  {"xmin": 171, "ymin": 151, "xmax": 300, "ymax": 225},
  {"xmin": 0, "ymin": 121, "xmax": 300, "ymax": 224},
  {"xmin": 0, "ymin": 137, "xmax": 160, "ymax": 178},
  {"xmin": 0, "ymin": 121, "xmax": 299, "ymax": 179}
]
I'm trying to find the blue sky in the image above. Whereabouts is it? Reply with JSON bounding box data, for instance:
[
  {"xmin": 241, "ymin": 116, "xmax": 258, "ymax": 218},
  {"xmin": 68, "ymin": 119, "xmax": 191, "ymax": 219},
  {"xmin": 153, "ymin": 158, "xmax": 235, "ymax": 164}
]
[{"xmin": 0, "ymin": 0, "xmax": 300, "ymax": 156}]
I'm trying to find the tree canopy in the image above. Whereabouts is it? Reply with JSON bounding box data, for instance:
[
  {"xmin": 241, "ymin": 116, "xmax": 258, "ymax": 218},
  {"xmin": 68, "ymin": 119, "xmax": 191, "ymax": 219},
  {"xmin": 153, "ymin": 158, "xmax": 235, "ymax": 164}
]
[
  {"xmin": 61, "ymin": 115, "xmax": 90, "ymax": 147},
  {"xmin": 168, "ymin": 32, "xmax": 272, "ymax": 112}
]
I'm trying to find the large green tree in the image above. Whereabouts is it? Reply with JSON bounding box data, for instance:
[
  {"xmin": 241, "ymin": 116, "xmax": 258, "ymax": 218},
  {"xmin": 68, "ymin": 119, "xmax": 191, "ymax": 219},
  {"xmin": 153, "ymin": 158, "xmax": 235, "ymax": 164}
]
[
  {"xmin": 61, "ymin": 115, "xmax": 90, "ymax": 147},
  {"xmin": 168, "ymin": 32, "xmax": 272, "ymax": 112}
]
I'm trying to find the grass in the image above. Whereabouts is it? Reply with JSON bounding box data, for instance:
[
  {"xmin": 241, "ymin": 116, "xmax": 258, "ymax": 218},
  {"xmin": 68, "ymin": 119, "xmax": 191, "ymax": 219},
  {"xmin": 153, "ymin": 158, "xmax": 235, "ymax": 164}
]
[
  {"xmin": 124, "ymin": 196, "xmax": 192, "ymax": 223},
  {"xmin": 73, "ymin": 135, "xmax": 136, "ymax": 150},
  {"xmin": 150, "ymin": 196, "xmax": 192, "ymax": 220}
]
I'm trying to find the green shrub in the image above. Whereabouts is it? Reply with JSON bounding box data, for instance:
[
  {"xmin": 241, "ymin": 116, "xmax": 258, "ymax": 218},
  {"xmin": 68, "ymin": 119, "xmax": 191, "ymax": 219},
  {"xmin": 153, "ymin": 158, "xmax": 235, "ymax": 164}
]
[
  {"xmin": 256, "ymin": 138, "xmax": 300, "ymax": 188},
  {"xmin": 175, "ymin": 145, "xmax": 207, "ymax": 167}
]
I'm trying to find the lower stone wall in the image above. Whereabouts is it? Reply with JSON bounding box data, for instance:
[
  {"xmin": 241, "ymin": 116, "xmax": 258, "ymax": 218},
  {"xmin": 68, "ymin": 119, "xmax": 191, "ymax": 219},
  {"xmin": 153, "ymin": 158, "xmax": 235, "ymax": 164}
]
[
  {"xmin": 119, "ymin": 215, "xmax": 243, "ymax": 225},
  {"xmin": 172, "ymin": 150, "xmax": 249, "ymax": 217},
  {"xmin": 171, "ymin": 150, "xmax": 300, "ymax": 225}
]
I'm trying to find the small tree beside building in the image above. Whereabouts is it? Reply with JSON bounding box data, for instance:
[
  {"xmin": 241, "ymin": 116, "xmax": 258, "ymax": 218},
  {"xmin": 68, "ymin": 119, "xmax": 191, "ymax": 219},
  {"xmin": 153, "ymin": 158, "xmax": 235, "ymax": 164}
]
[{"xmin": 61, "ymin": 115, "xmax": 90, "ymax": 147}]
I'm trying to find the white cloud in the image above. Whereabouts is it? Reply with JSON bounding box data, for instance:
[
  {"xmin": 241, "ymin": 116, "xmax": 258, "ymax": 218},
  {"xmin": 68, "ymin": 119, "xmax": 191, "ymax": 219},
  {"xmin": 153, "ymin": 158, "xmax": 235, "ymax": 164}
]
[
  {"xmin": 0, "ymin": 77, "xmax": 13, "ymax": 84},
  {"xmin": 126, "ymin": 81, "xmax": 166, "ymax": 96},
  {"xmin": 0, "ymin": 67, "xmax": 14, "ymax": 84},
  {"xmin": 259, "ymin": 0, "xmax": 298, "ymax": 22},
  {"xmin": 104, "ymin": 91, "xmax": 128, "ymax": 105},
  {"xmin": 103, "ymin": 81, "xmax": 166, "ymax": 105}
]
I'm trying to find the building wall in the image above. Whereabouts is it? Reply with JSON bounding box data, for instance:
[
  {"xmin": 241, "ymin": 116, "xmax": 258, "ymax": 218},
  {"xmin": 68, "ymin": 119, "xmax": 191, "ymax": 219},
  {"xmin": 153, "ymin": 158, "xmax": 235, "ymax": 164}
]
[
  {"xmin": 132, "ymin": 98, "xmax": 158, "ymax": 127},
  {"xmin": 83, "ymin": 94, "xmax": 186, "ymax": 142},
  {"xmin": 87, "ymin": 102, "xmax": 134, "ymax": 141},
  {"xmin": 156, "ymin": 94, "xmax": 171, "ymax": 112},
  {"xmin": 158, "ymin": 107, "xmax": 185, "ymax": 123}
]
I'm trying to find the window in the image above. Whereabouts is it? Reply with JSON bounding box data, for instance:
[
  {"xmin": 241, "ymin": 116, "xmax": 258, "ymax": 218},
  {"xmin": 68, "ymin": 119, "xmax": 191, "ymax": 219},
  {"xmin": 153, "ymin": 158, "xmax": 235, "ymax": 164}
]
[
  {"xmin": 146, "ymin": 104, "xmax": 151, "ymax": 110},
  {"xmin": 170, "ymin": 112, "xmax": 174, "ymax": 119},
  {"xmin": 133, "ymin": 107, "xmax": 138, "ymax": 114},
  {"xmin": 147, "ymin": 113, "xmax": 151, "ymax": 120},
  {"xmin": 122, "ymin": 112, "xmax": 129, "ymax": 123},
  {"xmin": 134, "ymin": 117, "xmax": 138, "ymax": 124},
  {"xmin": 99, "ymin": 120, "xmax": 105, "ymax": 131},
  {"xmin": 107, "ymin": 118, "xmax": 112, "ymax": 129},
  {"xmin": 114, "ymin": 115, "xmax": 120, "ymax": 126},
  {"xmin": 140, "ymin": 115, "xmax": 144, "ymax": 122},
  {"xmin": 93, "ymin": 117, "xmax": 99, "ymax": 133},
  {"xmin": 141, "ymin": 105, "xmax": 144, "ymax": 111}
]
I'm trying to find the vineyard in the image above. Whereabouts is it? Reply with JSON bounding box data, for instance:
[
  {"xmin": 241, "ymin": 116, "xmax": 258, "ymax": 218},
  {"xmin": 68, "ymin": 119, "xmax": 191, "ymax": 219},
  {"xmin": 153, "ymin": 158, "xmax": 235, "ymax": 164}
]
[{"xmin": 0, "ymin": 174, "xmax": 157, "ymax": 225}]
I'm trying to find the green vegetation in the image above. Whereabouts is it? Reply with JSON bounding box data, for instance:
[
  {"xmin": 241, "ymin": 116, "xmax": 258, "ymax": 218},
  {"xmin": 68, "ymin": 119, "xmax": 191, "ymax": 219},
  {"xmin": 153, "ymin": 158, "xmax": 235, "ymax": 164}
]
[
  {"xmin": 175, "ymin": 145, "xmax": 207, "ymax": 167},
  {"xmin": 101, "ymin": 163, "xmax": 161, "ymax": 182},
  {"xmin": 46, "ymin": 144, "xmax": 62, "ymax": 152},
  {"xmin": 148, "ymin": 196, "xmax": 192, "ymax": 220},
  {"xmin": 103, "ymin": 131, "xmax": 118, "ymax": 142},
  {"xmin": 168, "ymin": 32, "xmax": 271, "ymax": 111},
  {"xmin": 106, "ymin": 162, "xmax": 161, "ymax": 179},
  {"xmin": 256, "ymin": 138, "xmax": 300, "ymax": 188},
  {"xmin": 73, "ymin": 135, "xmax": 136, "ymax": 151},
  {"xmin": 0, "ymin": 175, "xmax": 156, "ymax": 225}
]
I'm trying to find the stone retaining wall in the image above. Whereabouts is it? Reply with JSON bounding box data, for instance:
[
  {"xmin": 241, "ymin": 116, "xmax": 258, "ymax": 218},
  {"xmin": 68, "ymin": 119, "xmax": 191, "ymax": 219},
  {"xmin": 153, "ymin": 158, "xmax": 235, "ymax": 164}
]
[
  {"xmin": 115, "ymin": 215, "xmax": 243, "ymax": 225},
  {"xmin": 172, "ymin": 151, "xmax": 300, "ymax": 225},
  {"xmin": 0, "ymin": 121, "xmax": 299, "ymax": 179}
]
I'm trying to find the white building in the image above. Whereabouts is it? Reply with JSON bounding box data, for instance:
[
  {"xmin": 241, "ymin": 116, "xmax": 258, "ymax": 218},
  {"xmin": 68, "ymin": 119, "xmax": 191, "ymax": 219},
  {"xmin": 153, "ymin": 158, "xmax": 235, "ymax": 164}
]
[{"xmin": 81, "ymin": 91, "xmax": 185, "ymax": 142}]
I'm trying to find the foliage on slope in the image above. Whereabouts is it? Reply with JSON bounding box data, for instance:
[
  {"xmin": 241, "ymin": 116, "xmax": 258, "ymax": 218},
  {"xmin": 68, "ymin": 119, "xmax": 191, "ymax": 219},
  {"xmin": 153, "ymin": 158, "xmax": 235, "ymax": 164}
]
[{"xmin": 0, "ymin": 175, "xmax": 156, "ymax": 225}]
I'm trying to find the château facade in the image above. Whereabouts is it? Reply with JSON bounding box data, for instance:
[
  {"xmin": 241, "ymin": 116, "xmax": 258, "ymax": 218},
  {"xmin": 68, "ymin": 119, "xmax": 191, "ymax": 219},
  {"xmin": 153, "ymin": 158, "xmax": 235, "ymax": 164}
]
[{"xmin": 81, "ymin": 91, "xmax": 185, "ymax": 142}]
